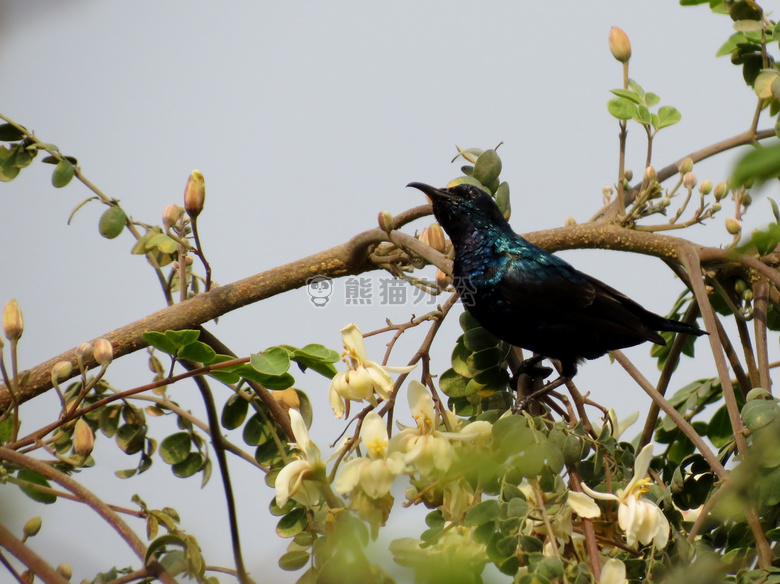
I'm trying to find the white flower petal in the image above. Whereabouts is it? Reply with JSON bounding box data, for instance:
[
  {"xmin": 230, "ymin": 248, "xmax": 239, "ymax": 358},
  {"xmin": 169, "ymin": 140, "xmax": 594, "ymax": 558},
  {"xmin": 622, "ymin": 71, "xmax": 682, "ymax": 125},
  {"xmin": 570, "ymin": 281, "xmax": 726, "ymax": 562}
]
[
  {"xmin": 600, "ymin": 559, "xmax": 628, "ymax": 584},
  {"xmin": 579, "ymin": 481, "xmax": 620, "ymax": 502},
  {"xmin": 341, "ymin": 323, "xmax": 369, "ymax": 362},
  {"xmin": 567, "ymin": 491, "xmax": 602, "ymax": 518},
  {"xmin": 333, "ymin": 458, "xmax": 364, "ymax": 495},
  {"xmin": 275, "ymin": 459, "xmax": 311, "ymax": 507},
  {"xmin": 624, "ymin": 444, "xmax": 654, "ymax": 494}
]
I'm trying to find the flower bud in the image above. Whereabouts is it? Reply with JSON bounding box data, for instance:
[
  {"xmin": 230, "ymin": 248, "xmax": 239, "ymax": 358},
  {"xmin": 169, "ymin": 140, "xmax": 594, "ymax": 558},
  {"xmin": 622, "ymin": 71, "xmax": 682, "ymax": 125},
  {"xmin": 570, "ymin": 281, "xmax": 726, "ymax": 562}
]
[
  {"xmin": 420, "ymin": 224, "xmax": 446, "ymax": 254},
  {"xmin": 698, "ymin": 179, "xmax": 712, "ymax": 195},
  {"xmin": 23, "ymin": 517, "xmax": 42, "ymax": 538},
  {"xmin": 725, "ymin": 218, "xmax": 742, "ymax": 235},
  {"xmin": 713, "ymin": 182, "xmax": 728, "ymax": 201},
  {"xmin": 162, "ymin": 204, "xmax": 183, "ymax": 229},
  {"xmin": 678, "ymin": 158, "xmax": 693, "ymax": 174},
  {"xmin": 2, "ymin": 299, "xmax": 23, "ymax": 342},
  {"xmin": 643, "ymin": 166, "xmax": 657, "ymax": 182},
  {"xmin": 75, "ymin": 342, "xmax": 92, "ymax": 359},
  {"xmin": 602, "ymin": 185, "xmax": 613, "ymax": 198},
  {"xmin": 564, "ymin": 216, "xmax": 577, "ymax": 227},
  {"xmin": 436, "ymin": 268, "xmax": 452, "ymax": 289},
  {"xmin": 683, "ymin": 172, "xmax": 697, "ymax": 190},
  {"xmin": 93, "ymin": 338, "xmax": 113, "ymax": 367},
  {"xmin": 712, "ymin": 203, "xmax": 722, "ymax": 212},
  {"xmin": 623, "ymin": 169, "xmax": 633, "ymax": 182},
  {"xmin": 56, "ymin": 564, "xmax": 72, "ymax": 580},
  {"xmin": 608, "ymin": 27, "xmax": 632, "ymax": 63},
  {"xmin": 183, "ymin": 170, "xmax": 206, "ymax": 218},
  {"xmin": 742, "ymin": 192, "xmax": 752, "ymax": 207},
  {"xmin": 378, "ymin": 210, "xmax": 394, "ymax": 233},
  {"xmin": 73, "ymin": 419, "xmax": 94, "ymax": 458},
  {"xmin": 734, "ymin": 279, "xmax": 747, "ymax": 295},
  {"xmin": 743, "ymin": 289, "xmax": 754, "ymax": 302},
  {"xmin": 51, "ymin": 361, "xmax": 73, "ymax": 385}
]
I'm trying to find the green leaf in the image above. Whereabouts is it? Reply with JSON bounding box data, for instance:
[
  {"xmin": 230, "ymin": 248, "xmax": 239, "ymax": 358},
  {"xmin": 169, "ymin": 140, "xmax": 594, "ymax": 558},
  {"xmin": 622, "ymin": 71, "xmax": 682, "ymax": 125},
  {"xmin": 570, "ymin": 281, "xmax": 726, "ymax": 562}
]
[
  {"xmin": 221, "ymin": 393, "xmax": 249, "ymax": 430},
  {"xmin": 177, "ymin": 341, "xmax": 217, "ymax": 364},
  {"xmin": 17, "ymin": 470, "xmax": 57, "ymax": 504},
  {"xmin": 742, "ymin": 399, "xmax": 779, "ymax": 431},
  {"xmin": 251, "ymin": 347, "xmax": 291, "ymax": 377},
  {"xmin": 609, "ymin": 88, "xmax": 643, "ymax": 104},
  {"xmin": 143, "ymin": 331, "xmax": 179, "ymax": 354},
  {"xmin": 463, "ymin": 327, "xmax": 499, "ymax": 352},
  {"xmin": 655, "ymin": 105, "xmax": 682, "ymax": 129},
  {"xmin": 439, "ymin": 368, "xmax": 471, "ymax": 398},
  {"xmin": 645, "ymin": 92, "xmax": 661, "ymax": 107},
  {"xmin": 290, "ymin": 344, "xmax": 339, "ymax": 379},
  {"xmin": 706, "ymin": 405, "xmax": 733, "ymax": 448},
  {"xmin": 0, "ymin": 146, "xmax": 21, "ymax": 181},
  {"xmin": 146, "ymin": 232, "xmax": 178, "ymax": 254},
  {"xmin": 754, "ymin": 70, "xmax": 779, "ymax": 98},
  {"xmin": 450, "ymin": 338, "xmax": 473, "ymax": 378},
  {"xmin": 160, "ymin": 432, "xmax": 191, "ymax": 465},
  {"xmin": 279, "ymin": 550, "xmax": 310, "ymax": 571},
  {"xmin": 99, "ymin": 206, "xmax": 127, "ymax": 239},
  {"xmin": 634, "ymin": 104, "xmax": 652, "ymax": 125},
  {"xmin": 172, "ymin": 452, "xmax": 203, "ymax": 478},
  {"xmin": 277, "ymin": 508, "xmax": 307, "ymax": 538},
  {"xmin": 464, "ymin": 499, "xmax": 499, "ymax": 527},
  {"xmin": 0, "ymin": 416, "xmax": 14, "ymax": 442},
  {"xmin": 51, "ymin": 159, "xmax": 75, "ymax": 188},
  {"xmin": 0, "ymin": 123, "xmax": 25, "ymax": 141},
  {"xmin": 607, "ymin": 97, "xmax": 636, "ymax": 120},
  {"xmin": 733, "ymin": 142, "xmax": 780, "ymax": 185},
  {"xmin": 295, "ymin": 344, "xmax": 339, "ymax": 363}
]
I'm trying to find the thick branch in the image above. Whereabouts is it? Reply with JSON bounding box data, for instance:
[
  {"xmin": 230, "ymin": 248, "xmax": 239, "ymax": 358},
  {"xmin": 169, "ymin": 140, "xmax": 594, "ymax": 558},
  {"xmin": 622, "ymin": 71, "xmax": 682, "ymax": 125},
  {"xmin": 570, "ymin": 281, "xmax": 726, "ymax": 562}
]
[{"xmin": 1, "ymin": 214, "xmax": 776, "ymax": 412}]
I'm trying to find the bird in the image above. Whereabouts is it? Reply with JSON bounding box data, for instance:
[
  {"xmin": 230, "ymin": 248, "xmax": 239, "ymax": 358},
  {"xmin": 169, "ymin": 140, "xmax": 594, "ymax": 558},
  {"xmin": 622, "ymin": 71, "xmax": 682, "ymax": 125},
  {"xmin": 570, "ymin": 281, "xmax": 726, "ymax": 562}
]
[{"xmin": 407, "ymin": 182, "xmax": 706, "ymax": 396}]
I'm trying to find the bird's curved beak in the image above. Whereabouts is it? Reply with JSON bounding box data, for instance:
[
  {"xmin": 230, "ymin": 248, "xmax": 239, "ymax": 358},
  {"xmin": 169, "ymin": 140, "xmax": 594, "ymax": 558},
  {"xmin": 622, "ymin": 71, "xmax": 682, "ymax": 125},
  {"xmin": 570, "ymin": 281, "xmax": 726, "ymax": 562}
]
[{"xmin": 406, "ymin": 182, "xmax": 451, "ymax": 201}]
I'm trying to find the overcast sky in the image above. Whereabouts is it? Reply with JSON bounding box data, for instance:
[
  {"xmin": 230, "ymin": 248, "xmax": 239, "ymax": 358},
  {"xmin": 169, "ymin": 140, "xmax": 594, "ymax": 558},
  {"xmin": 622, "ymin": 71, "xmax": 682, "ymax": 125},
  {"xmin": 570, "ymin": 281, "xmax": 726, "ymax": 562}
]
[{"xmin": 0, "ymin": 2, "xmax": 773, "ymax": 582}]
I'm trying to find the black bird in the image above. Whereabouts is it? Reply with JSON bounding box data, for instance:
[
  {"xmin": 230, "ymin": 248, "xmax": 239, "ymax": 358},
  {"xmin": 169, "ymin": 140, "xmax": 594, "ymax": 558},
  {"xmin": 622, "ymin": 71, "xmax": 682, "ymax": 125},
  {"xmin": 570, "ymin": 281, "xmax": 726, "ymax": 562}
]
[{"xmin": 408, "ymin": 182, "xmax": 706, "ymax": 388}]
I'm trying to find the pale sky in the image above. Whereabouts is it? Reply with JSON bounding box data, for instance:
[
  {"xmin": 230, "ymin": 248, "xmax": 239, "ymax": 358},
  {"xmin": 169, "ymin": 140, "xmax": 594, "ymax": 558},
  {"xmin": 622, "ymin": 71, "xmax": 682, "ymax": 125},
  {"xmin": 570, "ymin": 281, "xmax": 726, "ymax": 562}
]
[{"xmin": 0, "ymin": 2, "xmax": 771, "ymax": 582}]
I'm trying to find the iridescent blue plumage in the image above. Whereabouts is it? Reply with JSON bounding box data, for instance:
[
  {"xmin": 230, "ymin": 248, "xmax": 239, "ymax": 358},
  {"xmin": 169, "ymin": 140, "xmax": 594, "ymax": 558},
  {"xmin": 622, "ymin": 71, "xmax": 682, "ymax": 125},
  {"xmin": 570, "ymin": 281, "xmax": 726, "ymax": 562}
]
[{"xmin": 408, "ymin": 182, "xmax": 706, "ymax": 379}]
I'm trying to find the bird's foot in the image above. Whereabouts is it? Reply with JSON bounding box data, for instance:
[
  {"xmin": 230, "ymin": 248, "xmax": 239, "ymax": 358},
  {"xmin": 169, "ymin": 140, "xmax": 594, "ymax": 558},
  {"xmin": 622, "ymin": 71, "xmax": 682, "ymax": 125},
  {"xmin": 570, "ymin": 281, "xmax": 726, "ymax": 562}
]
[
  {"xmin": 511, "ymin": 375, "xmax": 570, "ymax": 413},
  {"xmin": 509, "ymin": 355, "xmax": 553, "ymax": 389}
]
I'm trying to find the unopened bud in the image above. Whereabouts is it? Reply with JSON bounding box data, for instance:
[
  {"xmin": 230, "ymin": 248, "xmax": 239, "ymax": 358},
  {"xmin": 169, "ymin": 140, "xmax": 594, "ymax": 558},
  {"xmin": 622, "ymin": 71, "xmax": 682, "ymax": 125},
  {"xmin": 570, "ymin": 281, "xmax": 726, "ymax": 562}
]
[
  {"xmin": 23, "ymin": 517, "xmax": 42, "ymax": 538},
  {"xmin": 644, "ymin": 166, "xmax": 657, "ymax": 182},
  {"xmin": 75, "ymin": 342, "xmax": 92, "ymax": 359},
  {"xmin": 683, "ymin": 172, "xmax": 697, "ymax": 190},
  {"xmin": 435, "ymin": 268, "xmax": 452, "ymax": 289},
  {"xmin": 162, "ymin": 204, "xmax": 183, "ymax": 229},
  {"xmin": 56, "ymin": 564, "xmax": 72, "ymax": 580},
  {"xmin": 623, "ymin": 169, "xmax": 633, "ymax": 182},
  {"xmin": 378, "ymin": 211, "xmax": 394, "ymax": 233},
  {"xmin": 742, "ymin": 192, "xmax": 752, "ymax": 207},
  {"xmin": 608, "ymin": 27, "xmax": 632, "ymax": 63},
  {"xmin": 712, "ymin": 203, "xmax": 722, "ymax": 212},
  {"xmin": 93, "ymin": 338, "xmax": 113, "ymax": 367},
  {"xmin": 743, "ymin": 289, "xmax": 754, "ymax": 302},
  {"xmin": 73, "ymin": 419, "xmax": 94, "ymax": 458},
  {"xmin": 420, "ymin": 224, "xmax": 446, "ymax": 254},
  {"xmin": 725, "ymin": 217, "xmax": 742, "ymax": 235},
  {"xmin": 699, "ymin": 179, "xmax": 712, "ymax": 195},
  {"xmin": 602, "ymin": 185, "xmax": 613, "ymax": 198},
  {"xmin": 51, "ymin": 361, "xmax": 73, "ymax": 385},
  {"xmin": 734, "ymin": 279, "xmax": 747, "ymax": 295},
  {"xmin": 714, "ymin": 182, "xmax": 728, "ymax": 201},
  {"xmin": 183, "ymin": 170, "xmax": 206, "ymax": 218},
  {"xmin": 678, "ymin": 158, "xmax": 693, "ymax": 174},
  {"xmin": 564, "ymin": 216, "xmax": 577, "ymax": 227},
  {"xmin": 2, "ymin": 299, "xmax": 23, "ymax": 342}
]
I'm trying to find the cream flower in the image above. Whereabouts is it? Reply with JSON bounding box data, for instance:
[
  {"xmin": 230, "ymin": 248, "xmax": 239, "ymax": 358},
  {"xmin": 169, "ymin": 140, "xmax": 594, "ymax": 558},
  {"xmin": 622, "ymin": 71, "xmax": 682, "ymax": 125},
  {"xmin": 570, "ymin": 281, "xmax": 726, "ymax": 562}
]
[
  {"xmin": 580, "ymin": 444, "xmax": 670, "ymax": 549},
  {"xmin": 600, "ymin": 559, "xmax": 628, "ymax": 584},
  {"xmin": 334, "ymin": 411, "xmax": 406, "ymax": 499},
  {"xmin": 275, "ymin": 409, "xmax": 324, "ymax": 508},
  {"xmin": 328, "ymin": 323, "xmax": 416, "ymax": 418}
]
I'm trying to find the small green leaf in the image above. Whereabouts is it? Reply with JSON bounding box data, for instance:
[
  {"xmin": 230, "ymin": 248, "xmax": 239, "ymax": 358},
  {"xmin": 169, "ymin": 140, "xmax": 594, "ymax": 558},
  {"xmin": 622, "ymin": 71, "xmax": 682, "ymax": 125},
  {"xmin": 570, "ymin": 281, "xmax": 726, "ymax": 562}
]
[
  {"xmin": 655, "ymin": 105, "xmax": 682, "ymax": 129},
  {"xmin": 99, "ymin": 206, "xmax": 127, "ymax": 239},
  {"xmin": 177, "ymin": 341, "xmax": 217, "ymax": 364},
  {"xmin": 221, "ymin": 393, "xmax": 249, "ymax": 430},
  {"xmin": 609, "ymin": 88, "xmax": 643, "ymax": 104},
  {"xmin": 279, "ymin": 550, "xmax": 310, "ymax": 571},
  {"xmin": 143, "ymin": 331, "xmax": 179, "ymax": 354},
  {"xmin": 277, "ymin": 508, "xmax": 307, "ymax": 538},
  {"xmin": 172, "ymin": 452, "xmax": 203, "ymax": 478},
  {"xmin": 160, "ymin": 432, "xmax": 192, "ymax": 465},
  {"xmin": 464, "ymin": 499, "xmax": 499, "ymax": 526},
  {"xmin": 0, "ymin": 124, "xmax": 25, "ymax": 141},
  {"xmin": 463, "ymin": 327, "xmax": 499, "ymax": 352},
  {"xmin": 733, "ymin": 142, "xmax": 780, "ymax": 185},
  {"xmin": 754, "ymin": 70, "xmax": 779, "ymax": 98},
  {"xmin": 17, "ymin": 470, "xmax": 57, "ymax": 504},
  {"xmin": 645, "ymin": 92, "xmax": 661, "ymax": 107},
  {"xmin": 634, "ymin": 104, "xmax": 652, "ymax": 125},
  {"xmin": 607, "ymin": 97, "xmax": 636, "ymax": 120},
  {"xmin": 51, "ymin": 159, "xmax": 75, "ymax": 188},
  {"xmin": 439, "ymin": 368, "xmax": 471, "ymax": 398},
  {"xmin": 146, "ymin": 233, "xmax": 178, "ymax": 254},
  {"xmin": 251, "ymin": 347, "xmax": 291, "ymax": 376}
]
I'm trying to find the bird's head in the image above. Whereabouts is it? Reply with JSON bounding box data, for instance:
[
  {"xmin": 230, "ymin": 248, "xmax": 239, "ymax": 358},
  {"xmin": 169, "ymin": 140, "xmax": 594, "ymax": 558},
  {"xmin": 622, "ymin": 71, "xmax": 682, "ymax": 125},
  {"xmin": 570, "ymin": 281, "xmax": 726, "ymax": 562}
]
[{"xmin": 407, "ymin": 182, "xmax": 508, "ymax": 238}]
